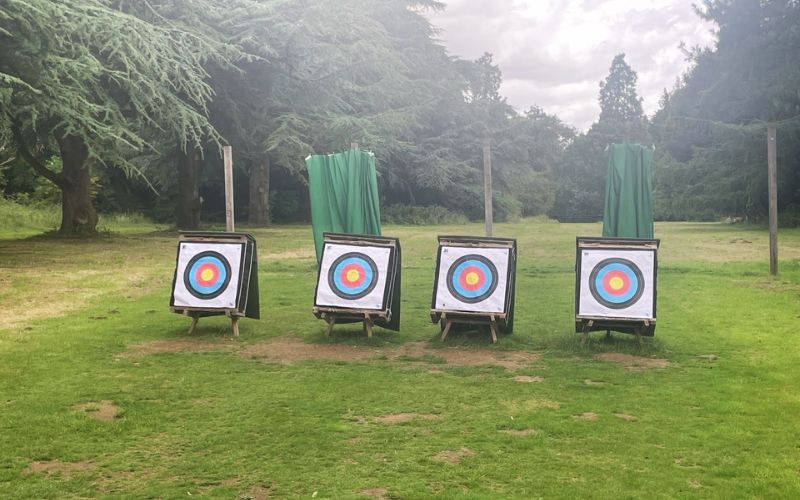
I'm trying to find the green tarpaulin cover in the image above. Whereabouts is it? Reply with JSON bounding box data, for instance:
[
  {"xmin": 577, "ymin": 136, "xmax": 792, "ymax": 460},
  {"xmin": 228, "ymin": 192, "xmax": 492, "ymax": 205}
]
[
  {"xmin": 602, "ymin": 143, "xmax": 654, "ymax": 239},
  {"xmin": 307, "ymin": 149, "xmax": 382, "ymax": 261}
]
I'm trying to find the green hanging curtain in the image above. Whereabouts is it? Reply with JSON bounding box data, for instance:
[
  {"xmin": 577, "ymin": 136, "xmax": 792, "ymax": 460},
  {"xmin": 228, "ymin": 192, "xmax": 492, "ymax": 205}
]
[
  {"xmin": 307, "ymin": 148, "xmax": 382, "ymax": 261},
  {"xmin": 602, "ymin": 143, "xmax": 654, "ymax": 239}
]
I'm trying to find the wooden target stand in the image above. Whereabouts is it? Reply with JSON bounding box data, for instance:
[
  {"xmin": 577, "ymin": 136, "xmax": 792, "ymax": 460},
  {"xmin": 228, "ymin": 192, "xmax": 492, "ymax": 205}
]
[
  {"xmin": 169, "ymin": 231, "xmax": 259, "ymax": 337},
  {"xmin": 182, "ymin": 309, "xmax": 241, "ymax": 336},
  {"xmin": 430, "ymin": 236, "xmax": 517, "ymax": 345},
  {"xmin": 575, "ymin": 237, "xmax": 659, "ymax": 345},
  {"xmin": 312, "ymin": 234, "xmax": 402, "ymax": 338},
  {"xmin": 434, "ymin": 311, "xmax": 504, "ymax": 344},
  {"xmin": 314, "ymin": 307, "xmax": 388, "ymax": 338},
  {"xmin": 576, "ymin": 317, "xmax": 655, "ymax": 345}
]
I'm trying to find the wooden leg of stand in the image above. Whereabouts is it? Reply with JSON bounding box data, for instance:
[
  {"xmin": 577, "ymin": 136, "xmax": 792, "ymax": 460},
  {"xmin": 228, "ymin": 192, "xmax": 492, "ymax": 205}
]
[
  {"xmin": 489, "ymin": 321, "xmax": 498, "ymax": 344},
  {"xmin": 581, "ymin": 320, "xmax": 593, "ymax": 345},
  {"xmin": 231, "ymin": 316, "xmax": 239, "ymax": 337},
  {"xmin": 324, "ymin": 316, "xmax": 336, "ymax": 337},
  {"xmin": 364, "ymin": 315, "xmax": 374, "ymax": 338},
  {"xmin": 187, "ymin": 314, "xmax": 199, "ymax": 335},
  {"xmin": 440, "ymin": 319, "xmax": 452, "ymax": 342}
]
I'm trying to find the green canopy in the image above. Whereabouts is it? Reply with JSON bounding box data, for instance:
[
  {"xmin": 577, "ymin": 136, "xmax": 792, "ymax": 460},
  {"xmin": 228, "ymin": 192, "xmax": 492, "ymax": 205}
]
[
  {"xmin": 602, "ymin": 143, "xmax": 654, "ymax": 239},
  {"xmin": 307, "ymin": 149, "xmax": 382, "ymax": 261}
]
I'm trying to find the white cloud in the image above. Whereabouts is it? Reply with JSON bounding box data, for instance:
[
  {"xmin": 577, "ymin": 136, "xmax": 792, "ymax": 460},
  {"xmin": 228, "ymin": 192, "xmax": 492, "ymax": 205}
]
[{"xmin": 425, "ymin": 0, "xmax": 715, "ymax": 130}]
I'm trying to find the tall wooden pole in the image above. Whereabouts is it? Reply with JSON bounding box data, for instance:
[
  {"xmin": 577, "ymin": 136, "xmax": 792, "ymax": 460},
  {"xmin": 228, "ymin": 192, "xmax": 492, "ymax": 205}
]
[
  {"xmin": 223, "ymin": 146, "xmax": 235, "ymax": 233},
  {"xmin": 483, "ymin": 137, "xmax": 493, "ymax": 237},
  {"xmin": 767, "ymin": 127, "xmax": 778, "ymax": 275}
]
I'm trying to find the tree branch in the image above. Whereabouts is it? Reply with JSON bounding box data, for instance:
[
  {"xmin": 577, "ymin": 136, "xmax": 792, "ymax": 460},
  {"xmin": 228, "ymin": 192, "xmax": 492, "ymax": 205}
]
[{"xmin": 10, "ymin": 124, "xmax": 65, "ymax": 188}]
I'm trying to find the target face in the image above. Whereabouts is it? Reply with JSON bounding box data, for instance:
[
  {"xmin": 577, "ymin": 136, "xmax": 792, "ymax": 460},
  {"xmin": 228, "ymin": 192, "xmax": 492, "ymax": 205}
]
[
  {"xmin": 435, "ymin": 246, "xmax": 510, "ymax": 313},
  {"xmin": 578, "ymin": 247, "xmax": 655, "ymax": 319},
  {"xmin": 184, "ymin": 251, "xmax": 232, "ymax": 299},
  {"xmin": 328, "ymin": 252, "xmax": 378, "ymax": 300},
  {"xmin": 589, "ymin": 258, "xmax": 644, "ymax": 309},
  {"xmin": 172, "ymin": 242, "xmax": 244, "ymax": 309},
  {"xmin": 446, "ymin": 255, "xmax": 499, "ymax": 303},
  {"xmin": 315, "ymin": 243, "xmax": 392, "ymax": 310}
]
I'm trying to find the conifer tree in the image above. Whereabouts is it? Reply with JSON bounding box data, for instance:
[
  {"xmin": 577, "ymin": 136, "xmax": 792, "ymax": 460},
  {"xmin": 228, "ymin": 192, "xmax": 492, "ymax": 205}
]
[{"xmin": 0, "ymin": 0, "xmax": 238, "ymax": 235}]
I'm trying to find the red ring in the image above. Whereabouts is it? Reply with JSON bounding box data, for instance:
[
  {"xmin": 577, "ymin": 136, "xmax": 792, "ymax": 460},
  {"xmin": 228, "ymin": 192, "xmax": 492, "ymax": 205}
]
[
  {"xmin": 195, "ymin": 263, "xmax": 219, "ymax": 286},
  {"xmin": 458, "ymin": 265, "xmax": 486, "ymax": 291},
  {"xmin": 602, "ymin": 270, "xmax": 630, "ymax": 296},
  {"xmin": 339, "ymin": 263, "xmax": 366, "ymax": 288}
]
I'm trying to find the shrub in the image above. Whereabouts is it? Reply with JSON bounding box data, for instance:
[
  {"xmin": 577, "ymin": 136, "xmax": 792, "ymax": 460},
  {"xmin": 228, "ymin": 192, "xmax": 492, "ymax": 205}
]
[{"xmin": 381, "ymin": 204, "xmax": 468, "ymax": 225}]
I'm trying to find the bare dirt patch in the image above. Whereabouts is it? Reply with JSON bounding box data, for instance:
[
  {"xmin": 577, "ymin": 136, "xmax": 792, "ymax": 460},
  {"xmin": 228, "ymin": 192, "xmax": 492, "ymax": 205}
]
[
  {"xmin": 434, "ymin": 447, "xmax": 475, "ymax": 464},
  {"xmin": 122, "ymin": 340, "xmax": 238, "ymax": 358},
  {"xmin": 239, "ymin": 485, "xmax": 273, "ymax": 500},
  {"xmin": 72, "ymin": 400, "xmax": 120, "ymax": 420},
  {"xmin": 360, "ymin": 487, "xmax": 389, "ymax": 499},
  {"xmin": 373, "ymin": 413, "xmax": 441, "ymax": 425},
  {"xmin": 511, "ymin": 375, "xmax": 544, "ymax": 383},
  {"xmin": 242, "ymin": 338, "xmax": 540, "ymax": 370},
  {"xmin": 504, "ymin": 399, "xmax": 561, "ymax": 413},
  {"xmin": 574, "ymin": 412, "xmax": 598, "ymax": 421},
  {"xmin": 594, "ymin": 353, "xmax": 670, "ymax": 370},
  {"xmin": 243, "ymin": 338, "xmax": 382, "ymax": 363},
  {"xmin": 688, "ymin": 479, "xmax": 703, "ymax": 489},
  {"xmin": 584, "ymin": 379, "xmax": 606, "ymax": 386},
  {"xmin": 499, "ymin": 428, "xmax": 539, "ymax": 436},
  {"xmin": 24, "ymin": 459, "xmax": 95, "ymax": 477},
  {"xmin": 613, "ymin": 412, "xmax": 637, "ymax": 421}
]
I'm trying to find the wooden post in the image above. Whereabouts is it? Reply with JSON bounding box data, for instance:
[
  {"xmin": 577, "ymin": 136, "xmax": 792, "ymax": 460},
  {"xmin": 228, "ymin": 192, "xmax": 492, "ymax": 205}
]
[
  {"xmin": 768, "ymin": 126, "xmax": 778, "ymax": 276},
  {"xmin": 223, "ymin": 146, "xmax": 235, "ymax": 233},
  {"xmin": 351, "ymin": 142, "xmax": 359, "ymax": 150},
  {"xmin": 483, "ymin": 137, "xmax": 493, "ymax": 237}
]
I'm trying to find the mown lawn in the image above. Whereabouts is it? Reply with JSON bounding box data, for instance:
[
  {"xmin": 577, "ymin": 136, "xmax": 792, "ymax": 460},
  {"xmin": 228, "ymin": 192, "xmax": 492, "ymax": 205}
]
[{"xmin": 1, "ymin": 219, "xmax": 800, "ymax": 498}]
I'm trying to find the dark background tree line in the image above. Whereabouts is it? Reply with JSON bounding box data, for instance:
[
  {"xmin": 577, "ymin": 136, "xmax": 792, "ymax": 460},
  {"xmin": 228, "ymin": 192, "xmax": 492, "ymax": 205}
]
[{"xmin": 1, "ymin": 0, "xmax": 798, "ymax": 236}]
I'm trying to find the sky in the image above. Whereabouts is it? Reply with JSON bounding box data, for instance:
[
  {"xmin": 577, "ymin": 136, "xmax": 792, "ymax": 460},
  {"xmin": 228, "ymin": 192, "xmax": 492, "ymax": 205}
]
[{"xmin": 425, "ymin": 0, "xmax": 716, "ymax": 130}]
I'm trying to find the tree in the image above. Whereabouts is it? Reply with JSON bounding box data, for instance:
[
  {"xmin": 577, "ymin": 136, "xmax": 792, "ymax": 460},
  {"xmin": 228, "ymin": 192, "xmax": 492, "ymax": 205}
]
[
  {"xmin": 551, "ymin": 54, "xmax": 649, "ymax": 221},
  {"xmin": 599, "ymin": 53, "xmax": 644, "ymax": 124},
  {"xmin": 652, "ymin": 0, "xmax": 800, "ymax": 221},
  {"xmin": 0, "ymin": 0, "xmax": 237, "ymax": 235}
]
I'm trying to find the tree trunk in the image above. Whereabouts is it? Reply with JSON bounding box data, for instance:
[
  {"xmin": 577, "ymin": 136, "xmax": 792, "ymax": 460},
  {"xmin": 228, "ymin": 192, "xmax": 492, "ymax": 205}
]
[
  {"xmin": 57, "ymin": 134, "xmax": 98, "ymax": 236},
  {"xmin": 176, "ymin": 147, "xmax": 201, "ymax": 230},
  {"xmin": 248, "ymin": 155, "xmax": 271, "ymax": 226}
]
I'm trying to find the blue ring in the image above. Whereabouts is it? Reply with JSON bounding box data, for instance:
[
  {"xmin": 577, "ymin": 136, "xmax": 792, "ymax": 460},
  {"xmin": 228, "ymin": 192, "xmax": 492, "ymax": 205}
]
[
  {"xmin": 183, "ymin": 251, "xmax": 232, "ymax": 299},
  {"xmin": 588, "ymin": 258, "xmax": 644, "ymax": 309},
  {"xmin": 450, "ymin": 259, "xmax": 494, "ymax": 299}
]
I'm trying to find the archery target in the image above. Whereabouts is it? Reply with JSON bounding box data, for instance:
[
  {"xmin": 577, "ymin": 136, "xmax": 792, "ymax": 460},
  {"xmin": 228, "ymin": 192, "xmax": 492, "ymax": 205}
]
[
  {"xmin": 316, "ymin": 243, "xmax": 391, "ymax": 310},
  {"xmin": 578, "ymin": 249, "xmax": 654, "ymax": 319},
  {"xmin": 173, "ymin": 242, "xmax": 244, "ymax": 309},
  {"xmin": 328, "ymin": 252, "xmax": 378, "ymax": 300},
  {"xmin": 435, "ymin": 246, "xmax": 509, "ymax": 313}
]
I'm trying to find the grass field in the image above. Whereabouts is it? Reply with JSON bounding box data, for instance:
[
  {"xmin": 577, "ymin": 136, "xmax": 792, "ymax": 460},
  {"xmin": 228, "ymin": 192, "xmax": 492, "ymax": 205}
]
[{"xmin": 1, "ymin": 219, "xmax": 800, "ymax": 498}]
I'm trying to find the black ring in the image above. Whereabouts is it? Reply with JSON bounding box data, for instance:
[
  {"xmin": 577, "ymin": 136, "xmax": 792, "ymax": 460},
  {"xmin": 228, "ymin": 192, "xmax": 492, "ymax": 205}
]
[
  {"xmin": 445, "ymin": 254, "xmax": 499, "ymax": 304},
  {"xmin": 588, "ymin": 257, "xmax": 645, "ymax": 309},
  {"xmin": 183, "ymin": 250, "xmax": 232, "ymax": 300},
  {"xmin": 327, "ymin": 252, "xmax": 379, "ymax": 300}
]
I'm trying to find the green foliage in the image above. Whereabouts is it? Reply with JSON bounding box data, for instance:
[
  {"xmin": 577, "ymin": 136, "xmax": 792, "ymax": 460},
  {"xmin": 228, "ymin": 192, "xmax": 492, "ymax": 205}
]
[
  {"xmin": 599, "ymin": 53, "xmax": 644, "ymax": 123},
  {"xmin": 0, "ymin": 196, "xmax": 59, "ymax": 237},
  {"xmin": 652, "ymin": 0, "xmax": 800, "ymax": 222},
  {"xmin": 381, "ymin": 204, "xmax": 468, "ymax": 225}
]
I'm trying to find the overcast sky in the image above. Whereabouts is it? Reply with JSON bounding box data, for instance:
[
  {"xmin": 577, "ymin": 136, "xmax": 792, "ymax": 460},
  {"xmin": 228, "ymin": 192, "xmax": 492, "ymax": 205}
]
[{"xmin": 425, "ymin": 0, "xmax": 716, "ymax": 130}]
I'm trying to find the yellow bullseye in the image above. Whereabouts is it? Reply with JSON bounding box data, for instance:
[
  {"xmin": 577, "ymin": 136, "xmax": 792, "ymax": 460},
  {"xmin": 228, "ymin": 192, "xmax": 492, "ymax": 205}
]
[
  {"xmin": 465, "ymin": 272, "xmax": 480, "ymax": 286},
  {"xmin": 346, "ymin": 269, "xmax": 360, "ymax": 282},
  {"xmin": 201, "ymin": 268, "xmax": 214, "ymax": 282},
  {"xmin": 608, "ymin": 276, "xmax": 624, "ymax": 290}
]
